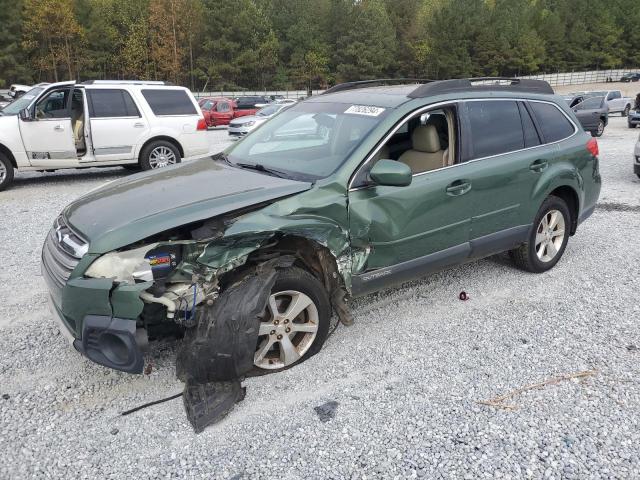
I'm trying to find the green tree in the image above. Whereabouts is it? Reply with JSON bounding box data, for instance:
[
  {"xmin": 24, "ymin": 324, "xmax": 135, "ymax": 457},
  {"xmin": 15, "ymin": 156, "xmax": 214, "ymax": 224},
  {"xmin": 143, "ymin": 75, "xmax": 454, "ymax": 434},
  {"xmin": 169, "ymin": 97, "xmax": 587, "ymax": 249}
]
[
  {"xmin": 0, "ymin": 0, "xmax": 31, "ymax": 86},
  {"xmin": 332, "ymin": 0, "xmax": 397, "ymax": 82}
]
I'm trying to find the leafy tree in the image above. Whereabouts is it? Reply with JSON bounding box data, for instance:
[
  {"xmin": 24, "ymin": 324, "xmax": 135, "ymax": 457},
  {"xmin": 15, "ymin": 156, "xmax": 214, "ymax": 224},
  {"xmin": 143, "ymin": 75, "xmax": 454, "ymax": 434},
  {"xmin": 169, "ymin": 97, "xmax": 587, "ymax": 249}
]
[
  {"xmin": 332, "ymin": 0, "xmax": 397, "ymax": 81},
  {"xmin": 0, "ymin": 0, "xmax": 31, "ymax": 86},
  {"xmin": 22, "ymin": 0, "xmax": 86, "ymax": 81}
]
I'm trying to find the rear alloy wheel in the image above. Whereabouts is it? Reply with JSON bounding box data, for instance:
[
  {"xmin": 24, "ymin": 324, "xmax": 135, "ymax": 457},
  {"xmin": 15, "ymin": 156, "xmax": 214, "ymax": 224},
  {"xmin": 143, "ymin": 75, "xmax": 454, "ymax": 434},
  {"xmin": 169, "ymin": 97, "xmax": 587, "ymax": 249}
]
[
  {"xmin": 510, "ymin": 196, "xmax": 570, "ymax": 273},
  {"xmin": 0, "ymin": 153, "xmax": 15, "ymax": 192},
  {"xmin": 592, "ymin": 119, "xmax": 605, "ymax": 137},
  {"xmin": 254, "ymin": 267, "xmax": 330, "ymax": 372},
  {"xmin": 139, "ymin": 141, "xmax": 181, "ymax": 170}
]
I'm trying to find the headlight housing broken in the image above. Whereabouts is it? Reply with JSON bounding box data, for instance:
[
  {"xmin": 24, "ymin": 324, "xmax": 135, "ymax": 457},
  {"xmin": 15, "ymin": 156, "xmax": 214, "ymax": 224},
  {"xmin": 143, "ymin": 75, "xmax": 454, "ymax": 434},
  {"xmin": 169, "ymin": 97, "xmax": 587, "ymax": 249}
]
[{"xmin": 85, "ymin": 244, "xmax": 159, "ymax": 283}]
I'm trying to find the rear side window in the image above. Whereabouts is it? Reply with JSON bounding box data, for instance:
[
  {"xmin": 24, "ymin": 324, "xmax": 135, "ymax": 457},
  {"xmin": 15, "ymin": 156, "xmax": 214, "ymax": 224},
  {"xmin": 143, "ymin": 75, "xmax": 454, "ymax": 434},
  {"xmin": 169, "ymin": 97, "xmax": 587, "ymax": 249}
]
[
  {"xmin": 87, "ymin": 89, "xmax": 140, "ymax": 118},
  {"xmin": 529, "ymin": 102, "xmax": 575, "ymax": 143},
  {"xmin": 141, "ymin": 89, "xmax": 197, "ymax": 116},
  {"xmin": 518, "ymin": 102, "xmax": 541, "ymax": 148},
  {"xmin": 466, "ymin": 100, "xmax": 524, "ymax": 158}
]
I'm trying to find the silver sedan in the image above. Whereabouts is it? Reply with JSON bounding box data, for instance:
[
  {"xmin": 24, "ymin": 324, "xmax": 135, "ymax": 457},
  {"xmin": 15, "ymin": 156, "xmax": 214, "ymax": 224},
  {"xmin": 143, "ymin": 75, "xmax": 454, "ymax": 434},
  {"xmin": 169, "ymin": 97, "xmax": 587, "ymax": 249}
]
[{"xmin": 228, "ymin": 103, "xmax": 294, "ymax": 138}]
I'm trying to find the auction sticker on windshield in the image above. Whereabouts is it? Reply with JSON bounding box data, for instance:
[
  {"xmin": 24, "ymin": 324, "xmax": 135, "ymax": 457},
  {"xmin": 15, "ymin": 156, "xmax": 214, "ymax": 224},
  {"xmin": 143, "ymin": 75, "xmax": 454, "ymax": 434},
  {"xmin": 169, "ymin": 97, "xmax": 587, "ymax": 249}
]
[{"xmin": 345, "ymin": 105, "xmax": 386, "ymax": 116}]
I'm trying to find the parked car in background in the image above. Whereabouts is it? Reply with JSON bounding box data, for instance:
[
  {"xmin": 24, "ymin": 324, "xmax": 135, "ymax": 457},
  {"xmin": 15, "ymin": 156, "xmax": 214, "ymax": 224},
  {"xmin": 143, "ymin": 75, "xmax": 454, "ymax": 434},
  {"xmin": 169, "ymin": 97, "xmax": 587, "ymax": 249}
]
[
  {"xmin": 234, "ymin": 95, "xmax": 272, "ymax": 112},
  {"xmin": 635, "ymin": 133, "xmax": 640, "ymax": 178},
  {"xmin": 274, "ymin": 98, "xmax": 297, "ymax": 105},
  {"xmin": 590, "ymin": 90, "xmax": 632, "ymax": 116},
  {"xmin": 228, "ymin": 102, "xmax": 293, "ymax": 138},
  {"xmin": 570, "ymin": 96, "xmax": 609, "ymax": 137},
  {"xmin": 0, "ymin": 80, "xmax": 209, "ymax": 191},
  {"xmin": 8, "ymin": 84, "xmax": 31, "ymax": 98},
  {"xmin": 620, "ymin": 73, "xmax": 640, "ymax": 83},
  {"xmin": 199, "ymin": 96, "xmax": 235, "ymax": 127}
]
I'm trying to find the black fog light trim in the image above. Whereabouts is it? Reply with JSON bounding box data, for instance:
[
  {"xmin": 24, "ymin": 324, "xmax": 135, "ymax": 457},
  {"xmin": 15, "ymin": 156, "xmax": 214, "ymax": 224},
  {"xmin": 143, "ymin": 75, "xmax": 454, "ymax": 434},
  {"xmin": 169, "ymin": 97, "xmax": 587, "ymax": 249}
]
[{"xmin": 79, "ymin": 315, "xmax": 144, "ymax": 374}]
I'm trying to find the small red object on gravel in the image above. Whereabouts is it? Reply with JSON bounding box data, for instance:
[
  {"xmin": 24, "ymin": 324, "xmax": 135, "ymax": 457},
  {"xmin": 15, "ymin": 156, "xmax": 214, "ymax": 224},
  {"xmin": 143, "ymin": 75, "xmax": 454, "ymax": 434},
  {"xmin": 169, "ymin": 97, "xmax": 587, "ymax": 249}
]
[{"xmin": 459, "ymin": 291, "xmax": 469, "ymax": 301}]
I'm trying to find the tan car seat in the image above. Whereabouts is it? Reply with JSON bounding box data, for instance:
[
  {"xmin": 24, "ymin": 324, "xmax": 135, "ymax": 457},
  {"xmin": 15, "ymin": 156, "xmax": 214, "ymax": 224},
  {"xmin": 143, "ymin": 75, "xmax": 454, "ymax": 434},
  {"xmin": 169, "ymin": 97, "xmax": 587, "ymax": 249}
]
[{"xmin": 399, "ymin": 125, "xmax": 445, "ymax": 174}]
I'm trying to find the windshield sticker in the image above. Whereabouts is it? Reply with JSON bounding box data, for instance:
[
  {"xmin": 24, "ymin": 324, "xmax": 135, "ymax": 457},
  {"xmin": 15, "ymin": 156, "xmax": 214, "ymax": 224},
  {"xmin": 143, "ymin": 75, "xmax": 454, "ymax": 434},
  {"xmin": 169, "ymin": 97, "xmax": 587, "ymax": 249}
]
[{"xmin": 345, "ymin": 105, "xmax": 385, "ymax": 117}]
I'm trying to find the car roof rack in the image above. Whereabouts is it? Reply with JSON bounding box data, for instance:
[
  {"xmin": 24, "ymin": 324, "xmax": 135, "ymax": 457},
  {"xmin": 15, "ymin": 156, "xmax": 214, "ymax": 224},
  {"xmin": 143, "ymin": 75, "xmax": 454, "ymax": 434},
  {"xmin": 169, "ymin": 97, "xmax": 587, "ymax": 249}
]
[
  {"xmin": 323, "ymin": 78, "xmax": 435, "ymax": 95},
  {"xmin": 408, "ymin": 77, "xmax": 554, "ymax": 97},
  {"xmin": 80, "ymin": 80, "xmax": 173, "ymax": 86}
]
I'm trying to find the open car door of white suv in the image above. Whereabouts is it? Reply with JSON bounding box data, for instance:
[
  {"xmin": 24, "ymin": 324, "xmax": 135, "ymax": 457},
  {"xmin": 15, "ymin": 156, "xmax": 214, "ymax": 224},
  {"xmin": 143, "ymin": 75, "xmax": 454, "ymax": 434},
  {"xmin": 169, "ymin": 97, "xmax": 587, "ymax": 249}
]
[{"xmin": 18, "ymin": 82, "xmax": 78, "ymax": 166}]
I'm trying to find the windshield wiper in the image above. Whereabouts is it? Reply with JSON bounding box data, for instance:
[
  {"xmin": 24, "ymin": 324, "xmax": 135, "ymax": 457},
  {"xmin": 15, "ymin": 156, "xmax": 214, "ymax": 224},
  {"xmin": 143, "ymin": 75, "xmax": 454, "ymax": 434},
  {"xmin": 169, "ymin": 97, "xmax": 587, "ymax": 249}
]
[{"xmin": 235, "ymin": 162, "xmax": 291, "ymax": 179}]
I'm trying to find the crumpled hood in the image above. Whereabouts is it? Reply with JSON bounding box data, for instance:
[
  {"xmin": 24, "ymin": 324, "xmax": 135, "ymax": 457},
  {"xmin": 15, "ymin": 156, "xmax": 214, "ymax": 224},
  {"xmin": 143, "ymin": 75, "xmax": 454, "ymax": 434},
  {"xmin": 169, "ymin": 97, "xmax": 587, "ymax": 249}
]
[{"xmin": 64, "ymin": 158, "xmax": 311, "ymax": 254}]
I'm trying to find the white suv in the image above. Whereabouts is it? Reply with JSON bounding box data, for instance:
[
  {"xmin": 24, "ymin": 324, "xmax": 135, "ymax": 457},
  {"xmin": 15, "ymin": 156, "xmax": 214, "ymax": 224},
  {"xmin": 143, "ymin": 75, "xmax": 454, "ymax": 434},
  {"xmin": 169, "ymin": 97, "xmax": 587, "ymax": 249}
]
[{"xmin": 0, "ymin": 80, "xmax": 209, "ymax": 191}]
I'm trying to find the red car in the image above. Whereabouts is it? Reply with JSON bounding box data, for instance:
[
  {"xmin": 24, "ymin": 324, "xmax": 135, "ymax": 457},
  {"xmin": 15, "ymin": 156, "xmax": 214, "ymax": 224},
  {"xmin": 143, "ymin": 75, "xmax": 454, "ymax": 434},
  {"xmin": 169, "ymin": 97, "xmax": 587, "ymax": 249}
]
[
  {"xmin": 198, "ymin": 97, "xmax": 235, "ymax": 127},
  {"xmin": 198, "ymin": 97, "xmax": 263, "ymax": 127}
]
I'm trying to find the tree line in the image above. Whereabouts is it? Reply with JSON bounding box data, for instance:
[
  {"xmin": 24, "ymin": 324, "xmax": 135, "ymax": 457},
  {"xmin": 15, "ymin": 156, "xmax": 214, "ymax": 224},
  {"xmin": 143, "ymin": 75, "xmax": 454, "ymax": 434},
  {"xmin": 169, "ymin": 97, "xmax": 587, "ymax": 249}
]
[{"xmin": 1, "ymin": 0, "xmax": 639, "ymax": 92}]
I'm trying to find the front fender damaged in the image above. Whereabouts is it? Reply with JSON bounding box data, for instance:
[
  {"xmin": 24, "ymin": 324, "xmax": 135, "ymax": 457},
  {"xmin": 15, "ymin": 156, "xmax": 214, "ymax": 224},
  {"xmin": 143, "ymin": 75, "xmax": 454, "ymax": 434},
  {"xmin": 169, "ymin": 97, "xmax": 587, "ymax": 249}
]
[
  {"xmin": 159, "ymin": 183, "xmax": 364, "ymax": 430},
  {"xmin": 176, "ymin": 257, "xmax": 291, "ymax": 432}
]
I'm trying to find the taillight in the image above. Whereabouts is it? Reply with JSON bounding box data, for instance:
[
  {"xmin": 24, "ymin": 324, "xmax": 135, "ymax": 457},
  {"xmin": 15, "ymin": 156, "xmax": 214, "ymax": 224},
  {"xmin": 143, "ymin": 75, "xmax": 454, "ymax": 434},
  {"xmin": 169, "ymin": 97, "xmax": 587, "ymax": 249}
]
[
  {"xmin": 197, "ymin": 118, "xmax": 207, "ymax": 131},
  {"xmin": 586, "ymin": 138, "xmax": 599, "ymax": 157}
]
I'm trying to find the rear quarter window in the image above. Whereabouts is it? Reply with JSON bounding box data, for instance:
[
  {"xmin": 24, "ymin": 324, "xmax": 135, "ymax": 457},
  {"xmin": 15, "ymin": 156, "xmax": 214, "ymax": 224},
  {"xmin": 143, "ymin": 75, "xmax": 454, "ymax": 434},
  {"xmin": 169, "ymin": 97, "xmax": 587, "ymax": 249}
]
[
  {"xmin": 141, "ymin": 89, "xmax": 197, "ymax": 116},
  {"xmin": 529, "ymin": 102, "xmax": 575, "ymax": 143}
]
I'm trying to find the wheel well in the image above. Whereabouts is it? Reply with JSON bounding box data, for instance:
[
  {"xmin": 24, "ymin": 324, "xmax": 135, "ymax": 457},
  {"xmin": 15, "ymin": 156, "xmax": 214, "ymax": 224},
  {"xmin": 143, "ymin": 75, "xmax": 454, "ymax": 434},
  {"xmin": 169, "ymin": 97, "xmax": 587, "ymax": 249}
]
[
  {"xmin": 139, "ymin": 136, "xmax": 184, "ymax": 160},
  {"xmin": 218, "ymin": 235, "xmax": 345, "ymax": 301},
  {"xmin": 0, "ymin": 143, "xmax": 17, "ymax": 169},
  {"xmin": 549, "ymin": 186, "xmax": 579, "ymax": 235}
]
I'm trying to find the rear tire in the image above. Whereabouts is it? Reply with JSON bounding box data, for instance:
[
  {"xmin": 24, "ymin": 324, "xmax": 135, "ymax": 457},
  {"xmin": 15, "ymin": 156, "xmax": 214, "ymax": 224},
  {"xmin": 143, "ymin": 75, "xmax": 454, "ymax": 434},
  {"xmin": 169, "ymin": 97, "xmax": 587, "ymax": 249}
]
[
  {"xmin": 623, "ymin": 105, "xmax": 630, "ymax": 117},
  {"xmin": 139, "ymin": 140, "xmax": 181, "ymax": 171},
  {"xmin": 0, "ymin": 153, "xmax": 15, "ymax": 192},
  {"xmin": 628, "ymin": 123, "xmax": 637, "ymax": 129},
  {"xmin": 510, "ymin": 196, "xmax": 571, "ymax": 273},
  {"xmin": 592, "ymin": 119, "xmax": 605, "ymax": 137}
]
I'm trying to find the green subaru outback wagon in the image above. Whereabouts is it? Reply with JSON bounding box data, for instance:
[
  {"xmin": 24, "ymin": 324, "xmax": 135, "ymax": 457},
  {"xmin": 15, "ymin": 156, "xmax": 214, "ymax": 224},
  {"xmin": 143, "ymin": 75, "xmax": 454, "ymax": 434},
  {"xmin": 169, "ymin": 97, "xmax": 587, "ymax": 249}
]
[{"xmin": 43, "ymin": 78, "xmax": 601, "ymax": 381}]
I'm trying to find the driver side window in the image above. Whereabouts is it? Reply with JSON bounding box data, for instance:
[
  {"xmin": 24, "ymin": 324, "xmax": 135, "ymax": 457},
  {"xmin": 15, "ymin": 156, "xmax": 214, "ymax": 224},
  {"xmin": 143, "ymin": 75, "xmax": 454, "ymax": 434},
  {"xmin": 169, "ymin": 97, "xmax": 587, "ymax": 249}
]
[{"xmin": 35, "ymin": 88, "xmax": 70, "ymax": 119}]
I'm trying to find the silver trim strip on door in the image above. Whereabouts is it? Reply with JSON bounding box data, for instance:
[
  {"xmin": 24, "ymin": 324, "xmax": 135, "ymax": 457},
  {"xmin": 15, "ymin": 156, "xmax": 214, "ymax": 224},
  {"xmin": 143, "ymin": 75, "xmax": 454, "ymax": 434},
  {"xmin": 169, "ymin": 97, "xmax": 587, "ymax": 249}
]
[{"xmin": 94, "ymin": 146, "xmax": 133, "ymax": 155}]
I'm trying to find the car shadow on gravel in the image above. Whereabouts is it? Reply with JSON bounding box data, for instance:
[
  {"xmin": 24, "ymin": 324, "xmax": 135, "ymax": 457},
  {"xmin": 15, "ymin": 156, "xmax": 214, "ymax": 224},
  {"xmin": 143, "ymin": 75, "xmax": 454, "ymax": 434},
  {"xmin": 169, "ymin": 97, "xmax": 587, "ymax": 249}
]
[{"xmin": 12, "ymin": 168, "xmax": 129, "ymax": 189}]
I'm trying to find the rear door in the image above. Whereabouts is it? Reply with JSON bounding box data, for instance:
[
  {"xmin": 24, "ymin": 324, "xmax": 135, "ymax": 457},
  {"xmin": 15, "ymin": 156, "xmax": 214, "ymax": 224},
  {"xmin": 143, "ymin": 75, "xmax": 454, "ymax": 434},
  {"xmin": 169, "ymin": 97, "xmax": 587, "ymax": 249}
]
[
  {"xmin": 85, "ymin": 88, "xmax": 148, "ymax": 162},
  {"xmin": 606, "ymin": 91, "xmax": 622, "ymax": 112},
  {"xmin": 572, "ymin": 96, "xmax": 603, "ymax": 132},
  {"xmin": 461, "ymin": 99, "xmax": 552, "ymax": 257}
]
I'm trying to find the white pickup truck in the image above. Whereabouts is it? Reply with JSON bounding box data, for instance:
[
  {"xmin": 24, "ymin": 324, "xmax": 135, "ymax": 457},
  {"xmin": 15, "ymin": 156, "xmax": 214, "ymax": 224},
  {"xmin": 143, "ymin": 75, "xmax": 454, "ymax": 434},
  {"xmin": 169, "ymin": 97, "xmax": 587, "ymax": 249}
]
[{"xmin": 592, "ymin": 90, "xmax": 633, "ymax": 116}]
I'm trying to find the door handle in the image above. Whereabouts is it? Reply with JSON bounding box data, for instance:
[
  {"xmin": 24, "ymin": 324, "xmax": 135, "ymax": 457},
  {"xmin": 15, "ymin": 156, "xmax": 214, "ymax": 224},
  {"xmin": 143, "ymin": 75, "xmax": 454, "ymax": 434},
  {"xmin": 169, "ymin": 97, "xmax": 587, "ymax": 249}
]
[
  {"xmin": 54, "ymin": 124, "xmax": 64, "ymax": 131},
  {"xmin": 445, "ymin": 180, "xmax": 471, "ymax": 196},
  {"xmin": 134, "ymin": 122, "xmax": 145, "ymax": 128},
  {"xmin": 529, "ymin": 159, "xmax": 548, "ymax": 172}
]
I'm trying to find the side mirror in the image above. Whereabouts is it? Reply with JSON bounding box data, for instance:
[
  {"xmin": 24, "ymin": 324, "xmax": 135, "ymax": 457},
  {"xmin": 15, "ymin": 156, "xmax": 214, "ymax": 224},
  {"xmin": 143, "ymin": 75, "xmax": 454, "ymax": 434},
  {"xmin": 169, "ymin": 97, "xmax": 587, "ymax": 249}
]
[
  {"xmin": 369, "ymin": 159, "xmax": 412, "ymax": 187},
  {"xmin": 19, "ymin": 108, "xmax": 32, "ymax": 122}
]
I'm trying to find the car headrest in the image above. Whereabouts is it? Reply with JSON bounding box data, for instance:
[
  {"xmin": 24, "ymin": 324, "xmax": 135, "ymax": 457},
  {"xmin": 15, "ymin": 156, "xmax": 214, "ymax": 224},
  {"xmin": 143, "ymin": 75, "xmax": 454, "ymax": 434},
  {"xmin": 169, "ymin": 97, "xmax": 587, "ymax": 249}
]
[{"xmin": 411, "ymin": 125, "xmax": 441, "ymax": 153}]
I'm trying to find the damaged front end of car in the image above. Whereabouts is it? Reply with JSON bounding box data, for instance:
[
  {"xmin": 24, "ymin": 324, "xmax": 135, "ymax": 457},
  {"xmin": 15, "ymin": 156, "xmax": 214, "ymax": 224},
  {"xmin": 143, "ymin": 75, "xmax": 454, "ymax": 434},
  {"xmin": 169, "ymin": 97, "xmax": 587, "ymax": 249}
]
[{"xmin": 45, "ymin": 177, "xmax": 360, "ymax": 432}]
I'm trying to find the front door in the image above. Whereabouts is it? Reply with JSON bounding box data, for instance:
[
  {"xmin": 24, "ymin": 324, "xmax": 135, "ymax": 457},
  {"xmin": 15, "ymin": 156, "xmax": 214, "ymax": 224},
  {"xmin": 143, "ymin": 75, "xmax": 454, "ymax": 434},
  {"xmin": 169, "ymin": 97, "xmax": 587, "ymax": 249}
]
[
  {"xmin": 85, "ymin": 88, "xmax": 148, "ymax": 162},
  {"xmin": 348, "ymin": 164, "xmax": 475, "ymax": 296},
  {"xmin": 19, "ymin": 86, "xmax": 77, "ymax": 166}
]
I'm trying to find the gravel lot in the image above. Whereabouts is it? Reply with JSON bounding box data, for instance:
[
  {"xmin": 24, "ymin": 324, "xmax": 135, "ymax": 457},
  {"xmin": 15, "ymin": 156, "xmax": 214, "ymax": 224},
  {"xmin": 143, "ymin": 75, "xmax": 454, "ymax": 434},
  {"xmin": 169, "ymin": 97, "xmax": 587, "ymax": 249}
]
[{"xmin": 1, "ymin": 118, "xmax": 639, "ymax": 479}]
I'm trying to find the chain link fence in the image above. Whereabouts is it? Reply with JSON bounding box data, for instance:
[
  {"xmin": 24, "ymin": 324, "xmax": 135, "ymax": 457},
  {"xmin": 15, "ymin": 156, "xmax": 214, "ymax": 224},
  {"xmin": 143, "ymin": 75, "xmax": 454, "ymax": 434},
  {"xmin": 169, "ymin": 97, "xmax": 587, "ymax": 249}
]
[{"xmin": 518, "ymin": 68, "xmax": 640, "ymax": 86}]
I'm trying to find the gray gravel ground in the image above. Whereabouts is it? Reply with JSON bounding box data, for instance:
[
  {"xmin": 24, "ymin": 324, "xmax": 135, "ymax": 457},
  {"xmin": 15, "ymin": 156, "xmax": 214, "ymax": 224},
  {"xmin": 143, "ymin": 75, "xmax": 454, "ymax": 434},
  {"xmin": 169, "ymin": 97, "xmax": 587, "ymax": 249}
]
[{"xmin": 1, "ymin": 119, "xmax": 639, "ymax": 479}]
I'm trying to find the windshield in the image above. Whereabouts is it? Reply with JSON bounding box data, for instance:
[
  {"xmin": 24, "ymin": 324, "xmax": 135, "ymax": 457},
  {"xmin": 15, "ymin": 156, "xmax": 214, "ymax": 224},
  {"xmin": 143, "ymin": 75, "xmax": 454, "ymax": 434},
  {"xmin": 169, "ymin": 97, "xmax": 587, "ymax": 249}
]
[
  {"xmin": 256, "ymin": 104, "xmax": 284, "ymax": 117},
  {"xmin": 226, "ymin": 101, "xmax": 389, "ymax": 181},
  {"xmin": 0, "ymin": 87, "xmax": 45, "ymax": 115}
]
